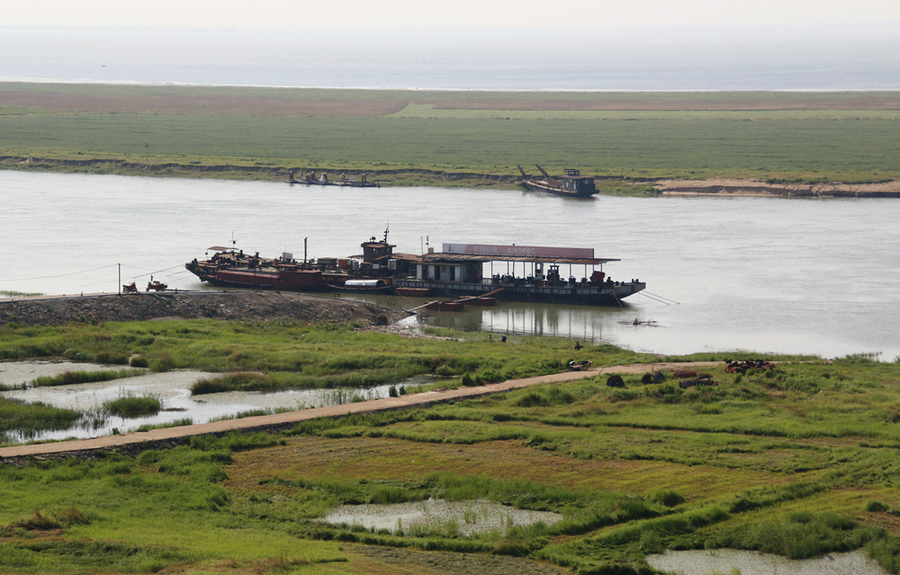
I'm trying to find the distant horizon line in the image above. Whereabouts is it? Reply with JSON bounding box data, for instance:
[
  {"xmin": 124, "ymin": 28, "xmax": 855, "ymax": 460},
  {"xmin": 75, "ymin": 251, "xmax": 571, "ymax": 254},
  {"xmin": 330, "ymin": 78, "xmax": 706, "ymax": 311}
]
[
  {"xmin": 3, "ymin": 77, "xmax": 898, "ymax": 93},
  {"xmin": 3, "ymin": 22, "xmax": 900, "ymax": 37}
]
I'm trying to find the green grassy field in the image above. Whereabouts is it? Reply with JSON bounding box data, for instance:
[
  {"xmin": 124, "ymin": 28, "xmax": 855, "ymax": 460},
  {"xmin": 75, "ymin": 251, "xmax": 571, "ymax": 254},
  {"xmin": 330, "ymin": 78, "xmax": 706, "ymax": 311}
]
[
  {"xmin": 1, "ymin": 82, "xmax": 898, "ymax": 185},
  {"xmin": 3, "ymin": 319, "xmax": 900, "ymax": 574}
]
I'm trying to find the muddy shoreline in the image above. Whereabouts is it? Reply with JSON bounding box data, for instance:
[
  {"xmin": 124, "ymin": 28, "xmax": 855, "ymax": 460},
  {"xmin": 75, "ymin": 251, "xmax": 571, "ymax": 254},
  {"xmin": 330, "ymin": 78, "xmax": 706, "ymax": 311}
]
[
  {"xmin": 655, "ymin": 178, "xmax": 900, "ymax": 198},
  {"xmin": 5, "ymin": 157, "xmax": 898, "ymax": 197}
]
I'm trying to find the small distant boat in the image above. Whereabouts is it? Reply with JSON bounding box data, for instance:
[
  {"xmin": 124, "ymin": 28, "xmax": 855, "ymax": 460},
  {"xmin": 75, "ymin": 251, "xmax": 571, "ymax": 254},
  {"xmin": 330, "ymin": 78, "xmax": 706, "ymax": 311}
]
[
  {"xmin": 395, "ymin": 287, "xmax": 434, "ymax": 297},
  {"xmin": 517, "ymin": 164, "xmax": 598, "ymax": 198},
  {"xmin": 456, "ymin": 296, "xmax": 496, "ymax": 306},
  {"xmin": 286, "ymin": 171, "xmax": 379, "ymax": 188}
]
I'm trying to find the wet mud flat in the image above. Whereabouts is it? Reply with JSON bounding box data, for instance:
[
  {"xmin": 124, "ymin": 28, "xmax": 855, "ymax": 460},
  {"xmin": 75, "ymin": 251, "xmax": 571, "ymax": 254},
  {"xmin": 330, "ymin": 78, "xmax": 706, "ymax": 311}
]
[
  {"xmin": 646, "ymin": 549, "xmax": 888, "ymax": 575},
  {"xmin": 0, "ymin": 290, "xmax": 409, "ymax": 327},
  {"xmin": 0, "ymin": 359, "xmax": 433, "ymax": 444},
  {"xmin": 322, "ymin": 498, "xmax": 562, "ymax": 536}
]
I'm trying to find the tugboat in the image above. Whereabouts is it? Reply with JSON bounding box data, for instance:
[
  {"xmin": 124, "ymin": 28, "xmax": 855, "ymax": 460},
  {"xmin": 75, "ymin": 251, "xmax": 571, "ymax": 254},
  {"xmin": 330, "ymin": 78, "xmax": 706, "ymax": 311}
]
[
  {"xmin": 320, "ymin": 229, "xmax": 417, "ymax": 290},
  {"xmin": 517, "ymin": 165, "xmax": 598, "ymax": 198}
]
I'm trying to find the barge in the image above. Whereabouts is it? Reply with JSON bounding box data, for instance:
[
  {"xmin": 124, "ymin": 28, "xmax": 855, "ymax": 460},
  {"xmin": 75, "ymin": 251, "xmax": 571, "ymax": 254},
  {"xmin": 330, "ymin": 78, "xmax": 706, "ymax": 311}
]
[
  {"xmin": 185, "ymin": 231, "xmax": 414, "ymax": 292},
  {"xmin": 392, "ymin": 243, "xmax": 645, "ymax": 306},
  {"xmin": 185, "ymin": 248, "xmax": 327, "ymax": 291}
]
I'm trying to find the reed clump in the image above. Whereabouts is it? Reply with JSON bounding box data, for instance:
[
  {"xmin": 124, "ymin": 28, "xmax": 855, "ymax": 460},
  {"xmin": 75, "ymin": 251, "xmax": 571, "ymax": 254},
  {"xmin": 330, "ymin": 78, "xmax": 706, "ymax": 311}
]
[
  {"xmin": 103, "ymin": 394, "xmax": 161, "ymax": 417},
  {"xmin": 32, "ymin": 369, "xmax": 143, "ymax": 387}
]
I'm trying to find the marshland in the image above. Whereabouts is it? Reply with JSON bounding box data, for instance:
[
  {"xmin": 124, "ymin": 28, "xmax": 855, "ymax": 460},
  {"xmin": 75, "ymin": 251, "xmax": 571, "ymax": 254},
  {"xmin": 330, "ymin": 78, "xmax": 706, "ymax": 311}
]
[
  {"xmin": 2, "ymin": 65, "xmax": 900, "ymax": 575},
  {"xmin": 3, "ymin": 314, "xmax": 900, "ymax": 574}
]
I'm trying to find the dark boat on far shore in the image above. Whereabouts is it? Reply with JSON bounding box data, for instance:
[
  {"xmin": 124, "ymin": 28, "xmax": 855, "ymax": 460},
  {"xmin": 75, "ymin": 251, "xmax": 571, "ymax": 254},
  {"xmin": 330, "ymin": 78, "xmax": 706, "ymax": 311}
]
[
  {"xmin": 286, "ymin": 170, "xmax": 379, "ymax": 188},
  {"xmin": 517, "ymin": 164, "xmax": 598, "ymax": 198}
]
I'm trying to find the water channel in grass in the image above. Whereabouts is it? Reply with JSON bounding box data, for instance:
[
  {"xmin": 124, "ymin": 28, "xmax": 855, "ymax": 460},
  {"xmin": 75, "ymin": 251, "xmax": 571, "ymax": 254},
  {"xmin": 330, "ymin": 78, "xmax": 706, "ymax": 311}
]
[
  {"xmin": 0, "ymin": 360, "xmax": 431, "ymax": 444},
  {"xmin": 321, "ymin": 498, "xmax": 562, "ymax": 536}
]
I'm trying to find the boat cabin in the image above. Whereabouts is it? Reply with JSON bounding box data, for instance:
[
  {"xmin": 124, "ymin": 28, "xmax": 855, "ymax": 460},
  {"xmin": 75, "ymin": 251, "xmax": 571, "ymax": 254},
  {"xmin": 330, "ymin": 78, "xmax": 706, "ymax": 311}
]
[
  {"xmin": 412, "ymin": 243, "xmax": 620, "ymax": 287},
  {"xmin": 560, "ymin": 169, "xmax": 596, "ymax": 195},
  {"xmin": 361, "ymin": 237, "xmax": 395, "ymax": 264}
]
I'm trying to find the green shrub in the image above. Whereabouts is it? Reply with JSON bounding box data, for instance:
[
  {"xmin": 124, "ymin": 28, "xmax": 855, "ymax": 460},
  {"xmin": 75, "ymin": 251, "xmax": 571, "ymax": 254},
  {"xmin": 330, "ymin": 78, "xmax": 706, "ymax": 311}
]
[
  {"xmin": 651, "ymin": 490, "xmax": 686, "ymax": 508},
  {"xmin": 94, "ymin": 351, "xmax": 129, "ymax": 365}
]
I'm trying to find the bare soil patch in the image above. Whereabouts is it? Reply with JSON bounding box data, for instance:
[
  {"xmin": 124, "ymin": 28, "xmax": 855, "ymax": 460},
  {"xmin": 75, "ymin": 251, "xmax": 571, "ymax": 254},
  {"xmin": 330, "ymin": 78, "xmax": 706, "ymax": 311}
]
[
  {"xmin": 6, "ymin": 88, "xmax": 900, "ymax": 117},
  {"xmin": 225, "ymin": 434, "xmax": 778, "ymax": 497},
  {"xmin": 354, "ymin": 545, "xmax": 567, "ymax": 575},
  {"xmin": 0, "ymin": 91, "xmax": 408, "ymax": 117},
  {"xmin": 429, "ymin": 95, "xmax": 900, "ymax": 112},
  {"xmin": 656, "ymin": 178, "xmax": 900, "ymax": 198}
]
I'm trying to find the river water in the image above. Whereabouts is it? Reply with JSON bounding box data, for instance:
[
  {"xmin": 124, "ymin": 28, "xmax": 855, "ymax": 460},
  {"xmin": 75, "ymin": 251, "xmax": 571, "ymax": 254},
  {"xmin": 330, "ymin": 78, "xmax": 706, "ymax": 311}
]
[{"xmin": 2, "ymin": 170, "xmax": 899, "ymax": 360}]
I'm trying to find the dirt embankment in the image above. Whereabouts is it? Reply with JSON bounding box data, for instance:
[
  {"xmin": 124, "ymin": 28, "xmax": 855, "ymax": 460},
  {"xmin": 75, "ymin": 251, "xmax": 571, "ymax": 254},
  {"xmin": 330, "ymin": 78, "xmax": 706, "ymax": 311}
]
[
  {"xmin": 655, "ymin": 178, "xmax": 900, "ymax": 198},
  {"xmin": 0, "ymin": 291, "xmax": 410, "ymax": 327},
  {"xmin": 1, "ymin": 156, "xmax": 523, "ymax": 187},
  {"xmin": 6, "ymin": 156, "xmax": 900, "ymax": 196}
]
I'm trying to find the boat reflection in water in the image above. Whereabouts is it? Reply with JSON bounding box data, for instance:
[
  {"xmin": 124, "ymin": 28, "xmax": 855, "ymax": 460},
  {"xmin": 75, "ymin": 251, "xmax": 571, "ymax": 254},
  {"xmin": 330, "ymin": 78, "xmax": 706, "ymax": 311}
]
[{"xmin": 340, "ymin": 291, "xmax": 635, "ymax": 344}]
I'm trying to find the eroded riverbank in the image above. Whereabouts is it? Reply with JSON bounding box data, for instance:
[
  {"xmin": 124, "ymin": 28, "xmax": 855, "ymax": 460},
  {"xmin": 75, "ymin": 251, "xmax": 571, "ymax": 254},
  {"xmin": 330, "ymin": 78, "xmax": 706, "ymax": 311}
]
[{"xmin": 0, "ymin": 290, "xmax": 409, "ymax": 327}]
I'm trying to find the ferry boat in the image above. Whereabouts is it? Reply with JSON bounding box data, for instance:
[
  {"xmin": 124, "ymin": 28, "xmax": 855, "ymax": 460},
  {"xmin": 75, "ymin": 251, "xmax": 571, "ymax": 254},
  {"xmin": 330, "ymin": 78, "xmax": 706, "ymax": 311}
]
[
  {"xmin": 392, "ymin": 243, "xmax": 645, "ymax": 306},
  {"xmin": 517, "ymin": 165, "xmax": 598, "ymax": 198}
]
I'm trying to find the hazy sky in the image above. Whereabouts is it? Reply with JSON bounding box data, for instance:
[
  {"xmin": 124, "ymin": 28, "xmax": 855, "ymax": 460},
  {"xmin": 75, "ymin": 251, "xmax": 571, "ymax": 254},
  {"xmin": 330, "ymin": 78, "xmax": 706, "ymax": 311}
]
[{"xmin": 7, "ymin": 0, "xmax": 900, "ymax": 30}]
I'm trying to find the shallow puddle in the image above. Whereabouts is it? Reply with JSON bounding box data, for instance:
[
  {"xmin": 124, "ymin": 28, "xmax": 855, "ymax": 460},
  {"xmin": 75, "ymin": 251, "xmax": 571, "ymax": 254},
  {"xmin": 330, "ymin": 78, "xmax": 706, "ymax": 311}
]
[
  {"xmin": 321, "ymin": 498, "xmax": 562, "ymax": 536},
  {"xmin": 645, "ymin": 549, "xmax": 887, "ymax": 575},
  {"xmin": 1, "ymin": 360, "xmax": 429, "ymax": 444}
]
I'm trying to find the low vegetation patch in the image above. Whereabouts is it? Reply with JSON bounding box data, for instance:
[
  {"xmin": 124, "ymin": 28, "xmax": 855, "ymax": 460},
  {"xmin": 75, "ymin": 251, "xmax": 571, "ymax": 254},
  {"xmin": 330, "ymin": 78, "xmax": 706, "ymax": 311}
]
[
  {"xmin": 31, "ymin": 368, "xmax": 143, "ymax": 387},
  {"xmin": 2, "ymin": 84, "xmax": 899, "ymax": 184},
  {"xmin": 102, "ymin": 394, "xmax": 161, "ymax": 417},
  {"xmin": 3, "ymin": 317, "xmax": 900, "ymax": 574},
  {"xmin": 0, "ymin": 397, "xmax": 80, "ymax": 436}
]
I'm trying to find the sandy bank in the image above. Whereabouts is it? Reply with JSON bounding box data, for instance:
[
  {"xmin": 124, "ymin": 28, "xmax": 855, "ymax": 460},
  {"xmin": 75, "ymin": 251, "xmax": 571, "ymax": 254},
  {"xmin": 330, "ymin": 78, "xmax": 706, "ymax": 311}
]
[{"xmin": 655, "ymin": 178, "xmax": 900, "ymax": 198}]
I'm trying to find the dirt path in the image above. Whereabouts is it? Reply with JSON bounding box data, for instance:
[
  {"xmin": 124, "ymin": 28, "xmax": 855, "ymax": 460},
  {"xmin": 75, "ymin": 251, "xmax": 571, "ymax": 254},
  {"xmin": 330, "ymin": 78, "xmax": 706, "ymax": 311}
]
[{"xmin": 0, "ymin": 362, "xmax": 718, "ymax": 461}]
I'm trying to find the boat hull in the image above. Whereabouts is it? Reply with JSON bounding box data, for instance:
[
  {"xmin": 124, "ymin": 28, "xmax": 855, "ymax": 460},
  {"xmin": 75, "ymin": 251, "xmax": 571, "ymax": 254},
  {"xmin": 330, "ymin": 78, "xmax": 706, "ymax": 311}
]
[
  {"xmin": 185, "ymin": 262, "xmax": 327, "ymax": 291},
  {"xmin": 425, "ymin": 301, "xmax": 466, "ymax": 311},
  {"xmin": 287, "ymin": 179, "xmax": 379, "ymax": 188},
  {"xmin": 394, "ymin": 279, "xmax": 645, "ymax": 306},
  {"xmin": 395, "ymin": 287, "xmax": 434, "ymax": 297},
  {"xmin": 522, "ymin": 180, "xmax": 597, "ymax": 198}
]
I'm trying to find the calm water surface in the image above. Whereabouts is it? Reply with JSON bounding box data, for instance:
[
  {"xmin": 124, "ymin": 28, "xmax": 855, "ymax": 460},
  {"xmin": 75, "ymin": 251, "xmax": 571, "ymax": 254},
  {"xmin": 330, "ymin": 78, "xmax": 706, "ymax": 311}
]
[{"xmin": 2, "ymin": 170, "xmax": 899, "ymax": 360}]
